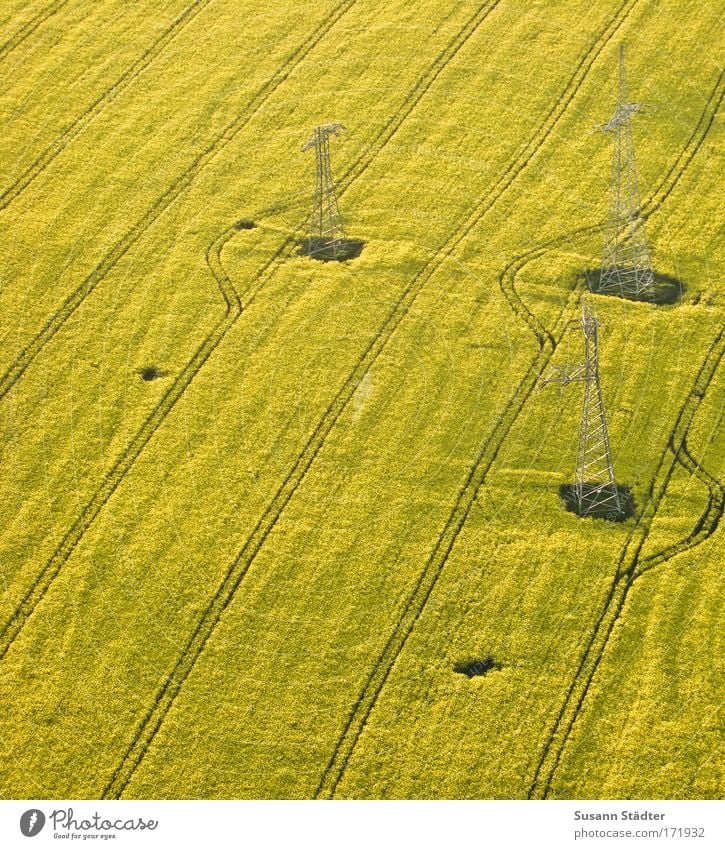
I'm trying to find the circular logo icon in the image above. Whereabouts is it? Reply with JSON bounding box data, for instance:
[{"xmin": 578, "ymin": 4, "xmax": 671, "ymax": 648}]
[{"xmin": 20, "ymin": 810, "xmax": 45, "ymax": 837}]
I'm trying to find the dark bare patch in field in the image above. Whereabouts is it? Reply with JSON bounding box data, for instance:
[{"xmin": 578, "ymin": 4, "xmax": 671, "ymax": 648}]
[
  {"xmin": 138, "ymin": 366, "xmax": 165, "ymax": 382},
  {"xmin": 454, "ymin": 656, "xmax": 501, "ymax": 678},
  {"xmin": 234, "ymin": 219, "xmax": 257, "ymax": 230}
]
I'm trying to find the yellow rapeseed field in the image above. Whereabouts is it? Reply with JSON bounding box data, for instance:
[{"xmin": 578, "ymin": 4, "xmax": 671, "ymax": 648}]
[{"xmin": 0, "ymin": 0, "xmax": 722, "ymax": 799}]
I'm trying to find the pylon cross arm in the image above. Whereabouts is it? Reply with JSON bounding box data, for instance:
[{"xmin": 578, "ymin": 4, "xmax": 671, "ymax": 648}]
[
  {"xmin": 301, "ymin": 122, "xmax": 346, "ymax": 151},
  {"xmin": 540, "ymin": 363, "xmax": 588, "ymax": 387},
  {"xmin": 602, "ymin": 101, "xmax": 645, "ymax": 131}
]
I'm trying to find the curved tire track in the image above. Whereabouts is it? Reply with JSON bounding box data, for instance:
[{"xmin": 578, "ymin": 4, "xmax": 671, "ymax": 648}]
[
  {"xmin": 0, "ymin": 223, "xmax": 240, "ymax": 665},
  {"xmin": 0, "ymin": 0, "xmax": 364, "ymax": 661},
  {"xmin": 0, "ymin": 0, "xmax": 357, "ymax": 403},
  {"xmin": 315, "ymin": 0, "xmax": 666, "ymax": 798},
  {"xmin": 0, "ymin": 0, "xmax": 501, "ymax": 666},
  {"xmin": 525, "ymin": 72, "xmax": 724, "ymax": 797},
  {"xmin": 529, "ymin": 329, "xmax": 724, "ymax": 798},
  {"xmin": 211, "ymin": 0, "xmax": 508, "ymax": 287},
  {"xmin": 0, "ymin": 0, "xmax": 215, "ymax": 212},
  {"xmin": 319, "ymin": 62, "xmax": 723, "ymax": 800},
  {"xmin": 636, "ymin": 438, "xmax": 724, "ymax": 575},
  {"xmin": 0, "ymin": 0, "xmax": 503, "ymax": 792}
]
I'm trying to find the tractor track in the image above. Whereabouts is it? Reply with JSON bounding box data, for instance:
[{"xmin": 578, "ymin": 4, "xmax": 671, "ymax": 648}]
[
  {"xmin": 0, "ymin": 0, "xmax": 358, "ymax": 403},
  {"xmin": 0, "ymin": 222, "xmax": 238, "ymax": 663},
  {"xmin": 500, "ymin": 67, "xmax": 724, "ymax": 338},
  {"xmin": 0, "ymin": 0, "xmax": 215, "ymax": 213},
  {"xmin": 0, "ymin": 0, "xmax": 505, "ymax": 598},
  {"xmin": 0, "ymin": 0, "xmax": 367, "ymax": 659},
  {"xmin": 523, "ymin": 73, "xmax": 724, "ymax": 798},
  {"xmin": 0, "ymin": 0, "xmax": 499, "ymax": 410},
  {"xmin": 100, "ymin": 0, "xmax": 510, "ymax": 800},
  {"xmin": 4, "ymin": 0, "xmax": 714, "ymax": 803},
  {"xmin": 198, "ymin": 0, "xmax": 509, "ymax": 287},
  {"xmin": 637, "ymin": 437, "xmax": 724, "ymax": 575},
  {"xmin": 0, "ymin": 0, "xmax": 502, "ymax": 667},
  {"xmin": 0, "ymin": 0, "xmax": 68, "ymax": 64},
  {"xmin": 0, "ymin": 0, "xmax": 505, "ymax": 792},
  {"xmin": 337, "ymin": 0, "xmax": 502, "ymax": 190},
  {"xmin": 318, "ymin": 63, "xmax": 724, "ymax": 799},
  {"xmin": 94, "ymin": 0, "xmax": 643, "ymax": 800},
  {"xmin": 318, "ymin": 0, "xmax": 688, "ymax": 798},
  {"xmin": 529, "ymin": 329, "xmax": 724, "ymax": 798}
]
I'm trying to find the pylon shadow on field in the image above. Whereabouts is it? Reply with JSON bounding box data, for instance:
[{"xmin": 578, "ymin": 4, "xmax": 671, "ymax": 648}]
[
  {"xmin": 453, "ymin": 656, "xmax": 502, "ymax": 679},
  {"xmin": 298, "ymin": 237, "xmax": 365, "ymax": 262},
  {"xmin": 559, "ymin": 483, "xmax": 636, "ymax": 522},
  {"xmin": 581, "ymin": 268, "xmax": 684, "ymax": 305}
]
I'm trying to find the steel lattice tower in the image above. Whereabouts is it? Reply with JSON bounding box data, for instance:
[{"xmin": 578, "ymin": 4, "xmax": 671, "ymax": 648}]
[
  {"xmin": 302, "ymin": 123, "xmax": 346, "ymax": 257},
  {"xmin": 598, "ymin": 44, "xmax": 654, "ymax": 297},
  {"xmin": 542, "ymin": 300, "xmax": 623, "ymax": 518}
]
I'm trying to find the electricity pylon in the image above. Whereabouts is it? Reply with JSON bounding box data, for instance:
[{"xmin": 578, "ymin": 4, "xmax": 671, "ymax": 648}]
[
  {"xmin": 541, "ymin": 300, "xmax": 623, "ymax": 519},
  {"xmin": 598, "ymin": 44, "xmax": 654, "ymax": 298},
  {"xmin": 301, "ymin": 123, "xmax": 346, "ymax": 258}
]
